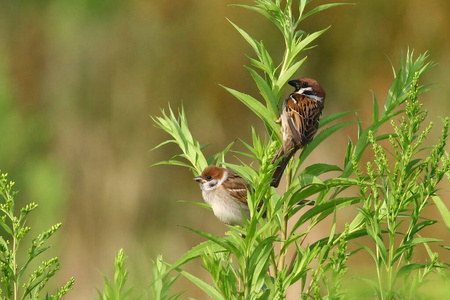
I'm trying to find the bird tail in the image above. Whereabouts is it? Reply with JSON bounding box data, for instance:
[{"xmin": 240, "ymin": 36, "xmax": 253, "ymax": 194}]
[
  {"xmin": 270, "ymin": 145, "xmax": 297, "ymax": 187},
  {"xmin": 298, "ymin": 199, "xmax": 315, "ymax": 206}
]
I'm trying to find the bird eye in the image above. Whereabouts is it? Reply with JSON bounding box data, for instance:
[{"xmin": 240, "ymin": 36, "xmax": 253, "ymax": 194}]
[
  {"xmin": 302, "ymin": 81, "xmax": 309, "ymax": 88},
  {"xmin": 206, "ymin": 175, "xmax": 213, "ymax": 180}
]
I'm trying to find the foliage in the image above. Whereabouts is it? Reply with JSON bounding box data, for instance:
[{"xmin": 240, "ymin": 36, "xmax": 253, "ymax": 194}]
[
  {"xmin": 350, "ymin": 72, "xmax": 450, "ymax": 298},
  {"xmin": 0, "ymin": 172, "xmax": 74, "ymax": 300},
  {"xmin": 97, "ymin": 250, "xmax": 182, "ymax": 300},
  {"xmin": 149, "ymin": 255, "xmax": 181, "ymax": 300},
  {"xmin": 146, "ymin": 0, "xmax": 450, "ymax": 299},
  {"xmin": 97, "ymin": 249, "xmax": 138, "ymax": 300}
]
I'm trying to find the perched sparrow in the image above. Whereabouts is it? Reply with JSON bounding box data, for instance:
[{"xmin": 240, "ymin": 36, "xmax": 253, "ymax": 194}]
[
  {"xmin": 271, "ymin": 78, "xmax": 326, "ymax": 187},
  {"xmin": 194, "ymin": 166, "xmax": 315, "ymax": 225},
  {"xmin": 194, "ymin": 166, "xmax": 250, "ymax": 226}
]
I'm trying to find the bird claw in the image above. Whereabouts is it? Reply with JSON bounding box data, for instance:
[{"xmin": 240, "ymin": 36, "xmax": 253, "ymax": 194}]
[{"xmin": 275, "ymin": 116, "xmax": 281, "ymax": 123}]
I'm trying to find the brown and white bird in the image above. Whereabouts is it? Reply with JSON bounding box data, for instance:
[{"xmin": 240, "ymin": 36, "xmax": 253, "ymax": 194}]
[
  {"xmin": 194, "ymin": 165, "xmax": 314, "ymax": 225},
  {"xmin": 194, "ymin": 166, "xmax": 250, "ymax": 225},
  {"xmin": 271, "ymin": 78, "xmax": 326, "ymax": 187}
]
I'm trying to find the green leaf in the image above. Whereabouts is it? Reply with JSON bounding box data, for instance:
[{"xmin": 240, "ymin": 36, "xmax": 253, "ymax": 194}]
[
  {"xmin": 439, "ymin": 245, "xmax": 450, "ymax": 251},
  {"xmin": 349, "ymin": 212, "xmax": 366, "ymax": 232},
  {"xmin": 372, "ymin": 91, "xmax": 379, "ymax": 123},
  {"xmin": 374, "ymin": 133, "xmax": 396, "ymax": 142},
  {"xmin": 248, "ymin": 238, "xmax": 276, "ymax": 290},
  {"xmin": 221, "ymin": 86, "xmax": 280, "ymax": 138},
  {"xmin": 0, "ymin": 221, "xmax": 12, "ymax": 235},
  {"xmin": 344, "ymin": 137, "xmax": 353, "ymax": 166},
  {"xmin": 407, "ymin": 237, "xmax": 443, "ymax": 245},
  {"xmin": 301, "ymin": 163, "xmax": 342, "ymax": 176},
  {"xmin": 181, "ymin": 226, "xmax": 239, "ymax": 254},
  {"xmin": 319, "ymin": 110, "xmax": 356, "ymax": 128},
  {"xmin": 245, "ymin": 66, "xmax": 278, "ymax": 114},
  {"xmin": 151, "ymin": 160, "xmax": 193, "ymax": 169},
  {"xmin": 397, "ymin": 263, "xmax": 425, "ymax": 277},
  {"xmin": 298, "ymin": 121, "xmax": 354, "ymax": 164},
  {"xmin": 179, "ymin": 270, "xmax": 225, "ymax": 300},
  {"xmin": 274, "ymin": 58, "xmax": 307, "ymax": 98},
  {"xmin": 291, "ymin": 197, "xmax": 360, "ymax": 232},
  {"xmin": 355, "ymin": 113, "xmax": 363, "ymax": 139},
  {"xmin": 311, "ymin": 229, "xmax": 367, "ymax": 249},
  {"xmin": 207, "ymin": 141, "xmax": 235, "ymax": 166},
  {"xmin": 178, "ymin": 200, "xmax": 212, "ymax": 211},
  {"xmin": 432, "ymin": 196, "xmax": 450, "ymax": 231},
  {"xmin": 151, "ymin": 139, "xmax": 177, "ymax": 151},
  {"xmin": 168, "ymin": 241, "xmax": 226, "ymax": 273},
  {"xmin": 291, "ymin": 27, "xmax": 329, "ymax": 63},
  {"xmin": 358, "ymin": 244, "xmax": 378, "ymax": 264},
  {"xmin": 151, "ymin": 106, "xmax": 208, "ymax": 174},
  {"xmin": 228, "ymin": 20, "xmax": 259, "ymax": 56},
  {"xmin": 288, "ymin": 184, "xmax": 326, "ymax": 206},
  {"xmin": 300, "ymin": 3, "xmax": 355, "ymax": 22},
  {"xmin": 408, "ymin": 219, "xmax": 437, "ymax": 237},
  {"xmin": 0, "ymin": 235, "xmax": 8, "ymax": 250},
  {"xmin": 393, "ymin": 238, "xmax": 443, "ymax": 263}
]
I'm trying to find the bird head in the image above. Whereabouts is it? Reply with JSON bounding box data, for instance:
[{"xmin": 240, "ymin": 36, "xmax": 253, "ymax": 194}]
[
  {"xmin": 288, "ymin": 78, "xmax": 326, "ymax": 101},
  {"xmin": 193, "ymin": 166, "xmax": 227, "ymax": 191}
]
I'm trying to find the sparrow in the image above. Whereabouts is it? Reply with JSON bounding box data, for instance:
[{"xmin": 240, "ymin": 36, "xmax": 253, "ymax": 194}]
[
  {"xmin": 194, "ymin": 166, "xmax": 250, "ymax": 226},
  {"xmin": 271, "ymin": 78, "xmax": 326, "ymax": 187},
  {"xmin": 194, "ymin": 165, "xmax": 315, "ymax": 225}
]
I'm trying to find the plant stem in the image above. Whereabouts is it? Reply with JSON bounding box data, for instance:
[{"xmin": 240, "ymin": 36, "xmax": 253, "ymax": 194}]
[
  {"xmin": 278, "ymin": 162, "xmax": 294, "ymax": 270},
  {"xmin": 13, "ymin": 235, "xmax": 17, "ymax": 300},
  {"xmin": 270, "ymin": 251, "xmax": 279, "ymax": 278},
  {"xmin": 376, "ymin": 245, "xmax": 384, "ymax": 300}
]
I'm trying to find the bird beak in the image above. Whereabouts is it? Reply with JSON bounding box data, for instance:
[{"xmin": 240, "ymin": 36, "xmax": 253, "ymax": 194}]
[
  {"xmin": 193, "ymin": 176, "xmax": 206, "ymax": 183},
  {"xmin": 288, "ymin": 80, "xmax": 299, "ymax": 89}
]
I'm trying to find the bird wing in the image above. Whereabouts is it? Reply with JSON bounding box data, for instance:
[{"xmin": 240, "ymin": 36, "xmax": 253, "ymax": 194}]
[
  {"xmin": 225, "ymin": 169, "xmax": 249, "ymax": 205},
  {"xmin": 286, "ymin": 95, "xmax": 324, "ymax": 147}
]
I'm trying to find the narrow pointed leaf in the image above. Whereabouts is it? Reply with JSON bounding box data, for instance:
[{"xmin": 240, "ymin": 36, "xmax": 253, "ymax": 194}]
[
  {"xmin": 179, "ymin": 270, "xmax": 225, "ymax": 300},
  {"xmin": 301, "ymin": 163, "xmax": 342, "ymax": 176},
  {"xmin": 300, "ymin": 3, "xmax": 355, "ymax": 22},
  {"xmin": 319, "ymin": 110, "xmax": 356, "ymax": 128},
  {"xmin": 245, "ymin": 66, "xmax": 278, "ymax": 113},
  {"xmin": 432, "ymin": 196, "xmax": 450, "ymax": 231},
  {"xmin": 222, "ymin": 86, "xmax": 280, "ymax": 138},
  {"xmin": 299, "ymin": 122, "xmax": 354, "ymax": 162},
  {"xmin": 291, "ymin": 27, "xmax": 329, "ymax": 60},
  {"xmin": 372, "ymin": 91, "xmax": 379, "ymax": 123},
  {"xmin": 228, "ymin": 20, "xmax": 259, "ymax": 55},
  {"xmin": 292, "ymin": 197, "xmax": 360, "ymax": 232},
  {"xmin": 274, "ymin": 58, "xmax": 307, "ymax": 98},
  {"xmin": 168, "ymin": 241, "xmax": 226, "ymax": 272},
  {"xmin": 397, "ymin": 263, "xmax": 425, "ymax": 277}
]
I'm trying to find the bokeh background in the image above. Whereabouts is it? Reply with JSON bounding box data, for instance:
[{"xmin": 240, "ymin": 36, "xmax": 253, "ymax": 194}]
[{"xmin": 0, "ymin": 0, "xmax": 449, "ymax": 299}]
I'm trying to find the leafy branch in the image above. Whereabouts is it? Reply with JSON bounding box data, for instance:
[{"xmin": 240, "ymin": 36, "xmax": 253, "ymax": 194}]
[
  {"xmin": 147, "ymin": 1, "xmax": 450, "ymax": 299},
  {"xmin": 0, "ymin": 172, "xmax": 74, "ymax": 300}
]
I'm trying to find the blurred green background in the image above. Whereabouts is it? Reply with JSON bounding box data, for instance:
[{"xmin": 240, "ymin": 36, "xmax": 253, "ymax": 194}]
[{"xmin": 0, "ymin": 0, "xmax": 449, "ymax": 298}]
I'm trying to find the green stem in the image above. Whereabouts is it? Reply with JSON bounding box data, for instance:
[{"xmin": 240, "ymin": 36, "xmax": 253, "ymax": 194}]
[
  {"xmin": 375, "ymin": 244, "xmax": 384, "ymax": 300},
  {"xmin": 279, "ymin": 44, "xmax": 291, "ymax": 77},
  {"xmin": 278, "ymin": 163, "xmax": 294, "ymax": 269},
  {"xmin": 12, "ymin": 216, "xmax": 18, "ymax": 300},
  {"xmin": 270, "ymin": 251, "xmax": 279, "ymax": 278},
  {"xmin": 278, "ymin": 211, "xmax": 289, "ymax": 270}
]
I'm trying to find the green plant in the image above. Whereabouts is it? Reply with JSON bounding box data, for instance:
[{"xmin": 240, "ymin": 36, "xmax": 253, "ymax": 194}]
[
  {"xmin": 152, "ymin": 0, "xmax": 359, "ymax": 298},
  {"xmin": 97, "ymin": 249, "xmax": 138, "ymax": 300},
  {"xmin": 149, "ymin": 255, "xmax": 181, "ymax": 300},
  {"xmin": 147, "ymin": 0, "xmax": 450, "ymax": 299},
  {"xmin": 350, "ymin": 70, "xmax": 450, "ymax": 299},
  {"xmin": 97, "ymin": 250, "xmax": 181, "ymax": 300},
  {"xmin": 0, "ymin": 172, "xmax": 74, "ymax": 300}
]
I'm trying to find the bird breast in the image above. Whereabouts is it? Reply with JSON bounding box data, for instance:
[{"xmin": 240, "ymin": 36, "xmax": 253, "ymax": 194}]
[{"xmin": 202, "ymin": 187, "xmax": 250, "ymax": 225}]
